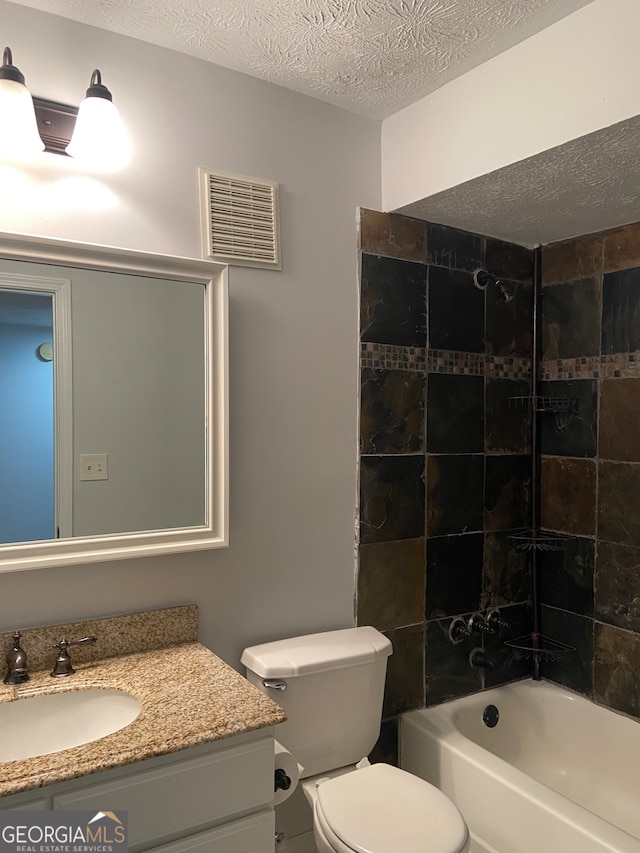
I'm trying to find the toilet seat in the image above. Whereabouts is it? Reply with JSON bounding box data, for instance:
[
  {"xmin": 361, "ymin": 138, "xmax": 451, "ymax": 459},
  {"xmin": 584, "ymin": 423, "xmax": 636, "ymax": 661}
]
[{"xmin": 315, "ymin": 764, "xmax": 468, "ymax": 853}]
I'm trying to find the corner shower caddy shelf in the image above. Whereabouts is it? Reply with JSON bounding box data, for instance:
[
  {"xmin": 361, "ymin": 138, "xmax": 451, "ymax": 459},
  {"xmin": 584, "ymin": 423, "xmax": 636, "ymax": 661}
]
[
  {"xmin": 508, "ymin": 529, "xmax": 570, "ymax": 552},
  {"xmin": 504, "ymin": 634, "xmax": 575, "ymax": 663},
  {"xmin": 508, "ymin": 395, "xmax": 578, "ymax": 414},
  {"xmin": 504, "ymin": 246, "xmax": 581, "ymax": 677}
]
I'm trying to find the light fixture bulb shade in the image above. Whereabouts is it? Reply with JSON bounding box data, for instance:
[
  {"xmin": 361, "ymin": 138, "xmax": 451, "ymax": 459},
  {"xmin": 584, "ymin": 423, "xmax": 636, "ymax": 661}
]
[
  {"xmin": 65, "ymin": 95, "xmax": 131, "ymax": 170},
  {"xmin": 0, "ymin": 78, "xmax": 45, "ymax": 157}
]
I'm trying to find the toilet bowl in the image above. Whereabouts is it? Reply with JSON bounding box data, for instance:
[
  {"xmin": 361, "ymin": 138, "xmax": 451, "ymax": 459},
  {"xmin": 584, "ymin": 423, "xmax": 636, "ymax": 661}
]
[{"xmin": 302, "ymin": 764, "xmax": 469, "ymax": 853}]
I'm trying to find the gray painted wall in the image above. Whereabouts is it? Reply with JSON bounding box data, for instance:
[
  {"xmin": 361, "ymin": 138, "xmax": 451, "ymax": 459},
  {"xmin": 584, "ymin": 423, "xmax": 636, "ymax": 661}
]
[{"xmin": 0, "ymin": 0, "xmax": 381, "ymax": 670}]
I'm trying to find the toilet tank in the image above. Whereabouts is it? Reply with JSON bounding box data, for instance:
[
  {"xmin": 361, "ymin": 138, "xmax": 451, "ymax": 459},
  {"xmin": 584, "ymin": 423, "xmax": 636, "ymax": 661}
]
[{"xmin": 241, "ymin": 626, "xmax": 392, "ymax": 778}]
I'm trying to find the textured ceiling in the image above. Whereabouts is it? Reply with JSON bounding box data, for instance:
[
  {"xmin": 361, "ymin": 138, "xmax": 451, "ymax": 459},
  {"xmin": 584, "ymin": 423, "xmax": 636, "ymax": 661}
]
[
  {"xmin": 9, "ymin": 0, "xmax": 634, "ymax": 246},
  {"xmin": 399, "ymin": 115, "xmax": 640, "ymax": 247},
  {"xmin": 8, "ymin": 0, "xmax": 594, "ymax": 119}
]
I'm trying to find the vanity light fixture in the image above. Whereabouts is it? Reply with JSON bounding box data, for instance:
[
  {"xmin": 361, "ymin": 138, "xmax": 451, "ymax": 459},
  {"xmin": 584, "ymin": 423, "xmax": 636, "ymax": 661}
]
[
  {"xmin": 0, "ymin": 47, "xmax": 131, "ymax": 170},
  {"xmin": 0, "ymin": 46, "xmax": 44, "ymax": 157},
  {"xmin": 65, "ymin": 69, "xmax": 132, "ymax": 170}
]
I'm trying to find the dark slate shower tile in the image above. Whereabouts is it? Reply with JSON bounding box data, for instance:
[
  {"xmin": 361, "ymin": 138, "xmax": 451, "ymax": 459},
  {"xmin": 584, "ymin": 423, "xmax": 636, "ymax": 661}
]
[
  {"xmin": 486, "ymin": 379, "xmax": 531, "ymax": 454},
  {"xmin": 426, "ymin": 373, "xmax": 485, "ymax": 453},
  {"xmin": 481, "ymin": 532, "xmax": 531, "ymax": 609},
  {"xmin": 538, "ymin": 535, "xmax": 595, "ymax": 617},
  {"xmin": 360, "ymin": 368, "xmax": 425, "ymax": 454},
  {"xmin": 594, "ymin": 622, "xmax": 640, "ymax": 719},
  {"xmin": 599, "ymin": 378, "xmax": 640, "ymax": 462},
  {"xmin": 538, "ymin": 380, "xmax": 597, "ymax": 458},
  {"xmin": 360, "ymin": 208, "xmax": 426, "ymax": 263},
  {"xmin": 369, "ymin": 717, "xmax": 398, "ymax": 766},
  {"xmin": 426, "ymin": 222, "xmax": 484, "ymax": 272},
  {"xmin": 357, "ymin": 538, "xmax": 425, "ymax": 631},
  {"xmin": 483, "ymin": 602, "xmax": 533, "ymax": 687},
  {"xmin": 485, "ymin": 238, "xmax": 533, "ymax": 282},
  {"xmin": 425, "ymin": 616, "xmax": 482, "ymax": 705},
  {"xmin": 360, "ymin": 253, "xmax": 427, "ymax": 346},
  {"xmin": 595, "ymin": 541, "xmax": 640, "ymax": 632},
  {"xmin": 540, "ymin": 278, "xmax": 600, "ymax": 360},
  {"xmin": 426, "ymin": 454, "xmax": 484, "ymax": 537},
  {"xmin": 598, "ymin": 460, "xmax": 640, "ymax": 547},
  {"xmin": 602, "ymin": 266, "xmax": 640, "ymax": 354},
  {"xmin": 485, "ymin": 279, "xmax": 533, "ymax": 358},
  {"xmin": 484, "ymin": 455, "xmax": 531, "ymax": 532},
  {"xmin": 360, "ymin": 455, "xmax": 425, "ymax": 545},
  {"xmin": 541, "ymin": 233, "xmax": 603, "ymax": 285},
  {"xmin": 603, "ymin": 222, "xmax": 640, "ymax": 273},
  {"xmin": 428, "ymin": 266, "xmax": 485, "ymax": 352},
  {"xmin": 540, "ymin": 457, "xmax": 596, "ymax": 536},
  {"xmin": 382, "ymin": 624, "xmax": 425, "ymax": 717},
  {"xmin": 539, "ymin": 605, "xmax": 593, "ymax": 696},
  {"xmin": 425, "ymin": 533, "xmax": 483, "ymax": 619}
]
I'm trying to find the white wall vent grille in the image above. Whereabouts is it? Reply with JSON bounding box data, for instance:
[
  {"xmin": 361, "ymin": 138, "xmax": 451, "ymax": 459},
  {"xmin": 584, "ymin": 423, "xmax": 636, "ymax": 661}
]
[{"xmin": 199, "ymin": 167, "xmax": 281, "ymax": 270}]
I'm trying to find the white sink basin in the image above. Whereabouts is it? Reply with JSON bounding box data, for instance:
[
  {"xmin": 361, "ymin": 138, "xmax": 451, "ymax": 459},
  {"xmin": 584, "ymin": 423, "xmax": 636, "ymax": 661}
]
[{"xmin": 0, "ymin": 688, "xmax": 141, "ymax": 762}]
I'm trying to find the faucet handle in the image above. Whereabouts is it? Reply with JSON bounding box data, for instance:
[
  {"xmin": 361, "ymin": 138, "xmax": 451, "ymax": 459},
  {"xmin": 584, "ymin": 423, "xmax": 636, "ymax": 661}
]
[
  {"xmin": 467, "ymin": 613, "xmax": 495, "ymax": 634},
  {"xmin": 51, "ymin": 636, "xmax": 97, "ymax": 677},
  {"xmin": 487, "ymin": 609, "xmax": 510, "ymax": 631},
  {"xmin": 448, "ymin": 617, "xmax": 471, "ymax": 644}
]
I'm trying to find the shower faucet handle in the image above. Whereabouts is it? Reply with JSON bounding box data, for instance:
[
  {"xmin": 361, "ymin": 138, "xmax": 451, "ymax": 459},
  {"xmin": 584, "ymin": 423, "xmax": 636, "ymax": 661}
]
[
  {"xmin": 487, "ymin": 609, "xmax": 510, "ymax": 631},
  {"xmin": 448, "ymin": 617, "xmax": 471, "ymax": 644},
  {"xmin": 467, "ymin": 613, "xmax": 495, "ymax": 634}
]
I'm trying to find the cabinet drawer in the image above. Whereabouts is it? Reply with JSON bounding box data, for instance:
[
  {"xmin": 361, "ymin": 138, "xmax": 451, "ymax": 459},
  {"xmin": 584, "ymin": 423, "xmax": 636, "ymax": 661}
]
[
  {"xmin": 53, "ymin": 737, "xmax": 273, "ymax": 849},
  {"xmin": 2, "ymin": 798, "xmax": 48, "ymax": 811},
  {"xmin": 149, "ymin": 811, "xmax": 274, "ymax": 853}
]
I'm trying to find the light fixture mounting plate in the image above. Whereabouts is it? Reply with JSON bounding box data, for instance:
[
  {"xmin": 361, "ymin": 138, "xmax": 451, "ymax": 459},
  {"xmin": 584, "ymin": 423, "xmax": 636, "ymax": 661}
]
[{"xmin": 33, "ymin": 97, "xmax": 78, "ymax": 154}]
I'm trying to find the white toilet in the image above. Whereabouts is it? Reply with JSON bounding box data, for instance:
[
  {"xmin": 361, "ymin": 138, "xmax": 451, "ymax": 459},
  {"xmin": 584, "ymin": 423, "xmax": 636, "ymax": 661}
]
[{"xmin": 241, "ymin": 626, "xmax": 470, "ymax": 853}]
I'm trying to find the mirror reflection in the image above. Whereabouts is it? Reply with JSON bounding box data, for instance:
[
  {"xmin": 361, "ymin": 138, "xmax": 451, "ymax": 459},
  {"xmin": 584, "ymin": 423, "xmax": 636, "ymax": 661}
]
[{"xmin": 0, "ymin": 257, "xmax": 206, "ymax": 546}]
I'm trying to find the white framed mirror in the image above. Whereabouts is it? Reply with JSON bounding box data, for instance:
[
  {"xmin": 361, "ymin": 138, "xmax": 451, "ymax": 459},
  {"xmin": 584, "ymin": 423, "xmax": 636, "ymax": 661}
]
[{"xmin": 0, "ymin": 232, "xmax": 228, "ymax": 573}]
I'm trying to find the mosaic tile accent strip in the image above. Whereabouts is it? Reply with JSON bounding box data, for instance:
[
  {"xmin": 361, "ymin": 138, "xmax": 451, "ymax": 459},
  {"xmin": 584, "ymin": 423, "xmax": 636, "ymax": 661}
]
[
  {"xmin": 361, "ymin": 342, "xmax": 427, "ymax": 371},
  {"xmin": 542, "ymin": 353, "xmax": 640, "ymax": 381},
  {"xmin": 360, "ymin": 343, "xmax": 531, "ymax": 379},
  {"xmin": 429, "ymin": 349, "xmax": 485, "ymax": 375}
]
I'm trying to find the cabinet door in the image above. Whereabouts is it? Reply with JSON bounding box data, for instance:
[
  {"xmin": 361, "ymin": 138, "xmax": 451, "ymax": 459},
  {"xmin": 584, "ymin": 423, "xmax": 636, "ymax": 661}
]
[
  {"xmin": 148, "ymin": 812, "xmax": 274, "ymax": 853},
  {"xmin": 53, "ymin": 737, "xmax": 273, "ymax": 850}
]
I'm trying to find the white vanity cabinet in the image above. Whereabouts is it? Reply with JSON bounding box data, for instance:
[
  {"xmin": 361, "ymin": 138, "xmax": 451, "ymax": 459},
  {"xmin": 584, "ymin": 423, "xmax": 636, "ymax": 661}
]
[{"xmin": 0, "ymin": 730, "xmax": 275, "ymax": 853}]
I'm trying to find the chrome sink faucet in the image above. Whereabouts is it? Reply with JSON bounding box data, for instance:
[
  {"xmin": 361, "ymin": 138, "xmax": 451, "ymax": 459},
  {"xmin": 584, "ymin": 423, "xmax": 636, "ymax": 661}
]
[{"xmin": 51, "ymin": 636, "xmax": 97, "ymax": 677}]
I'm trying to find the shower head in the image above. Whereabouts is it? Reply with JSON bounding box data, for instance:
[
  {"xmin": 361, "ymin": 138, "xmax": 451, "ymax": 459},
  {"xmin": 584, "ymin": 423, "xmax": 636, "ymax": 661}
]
[
  {"xmin": 497, "ymin": 281, "xmax": 515, "ymax": 303},
  {"xmin": 473, "ymin": 269, "xmax": 515, "ymax": 303}
]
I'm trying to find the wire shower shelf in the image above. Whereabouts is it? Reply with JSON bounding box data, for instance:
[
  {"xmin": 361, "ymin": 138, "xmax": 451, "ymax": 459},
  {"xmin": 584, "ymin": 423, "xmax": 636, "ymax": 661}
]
[
  {"xmin": 508, "ymin": 529, "xmax": 568, "ymax": 551},
  {"xmin": 505, "ymin": 633, "xmax": 575, "ymax": 662},
  {"xmin": 508, "ymin": 396, "xmax": 578, "ymax": 413}
]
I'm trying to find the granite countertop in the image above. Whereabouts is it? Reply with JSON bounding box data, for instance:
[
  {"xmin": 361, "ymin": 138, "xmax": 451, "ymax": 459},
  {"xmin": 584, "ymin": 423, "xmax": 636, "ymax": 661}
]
[{"xmin": 0, "ymin": 642, "xmax": 286, "ymax": 798}]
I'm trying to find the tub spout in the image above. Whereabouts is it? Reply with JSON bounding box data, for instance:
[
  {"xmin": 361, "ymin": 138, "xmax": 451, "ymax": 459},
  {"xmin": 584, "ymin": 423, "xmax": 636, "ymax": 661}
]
[{"xmin": 469, "ymin": 648, "xmax": 495, "ymax": 669}]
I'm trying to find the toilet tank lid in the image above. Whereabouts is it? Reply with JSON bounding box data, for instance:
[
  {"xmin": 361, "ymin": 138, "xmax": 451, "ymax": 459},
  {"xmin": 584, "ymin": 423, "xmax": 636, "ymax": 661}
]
[{"xmin": 241, "ymin": 626, "xmax": 392, "ymax": 677}]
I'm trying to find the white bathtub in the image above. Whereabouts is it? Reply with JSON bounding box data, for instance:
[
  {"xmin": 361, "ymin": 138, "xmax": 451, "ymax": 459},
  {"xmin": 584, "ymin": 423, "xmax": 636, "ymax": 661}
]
[{"xmin": 401, "ymin": 680, "xmax": 640, "ymax": 853}]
